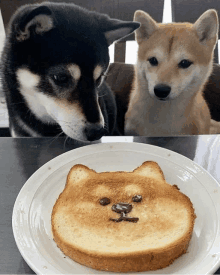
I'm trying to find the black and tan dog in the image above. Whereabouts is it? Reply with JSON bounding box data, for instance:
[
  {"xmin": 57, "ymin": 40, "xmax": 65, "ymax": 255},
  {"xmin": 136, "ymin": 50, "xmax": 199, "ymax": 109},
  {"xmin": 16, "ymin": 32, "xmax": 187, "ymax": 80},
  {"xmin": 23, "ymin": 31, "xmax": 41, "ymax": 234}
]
[{"xmin": 1, "ymin": 2, "xmax": 139, "ymax": 141}]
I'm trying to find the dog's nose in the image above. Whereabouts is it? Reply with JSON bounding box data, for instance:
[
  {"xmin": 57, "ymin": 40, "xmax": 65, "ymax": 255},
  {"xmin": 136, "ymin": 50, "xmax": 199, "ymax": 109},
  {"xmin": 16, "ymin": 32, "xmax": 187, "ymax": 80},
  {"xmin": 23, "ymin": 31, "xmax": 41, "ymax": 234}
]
[
  {"xmin": 110, "ymin": 203, "xmax": 139, "ymax": 223},
  {"xmin": 85, "ymin": 124, "xmax": 107, "ymax": 141},
  {"xmin": 154, "ymin": 84, "xmax": 171, "ymax": 99},
  {"xmin": 112, "ymin": 203, "xmax": 133, "ymax": 214}
]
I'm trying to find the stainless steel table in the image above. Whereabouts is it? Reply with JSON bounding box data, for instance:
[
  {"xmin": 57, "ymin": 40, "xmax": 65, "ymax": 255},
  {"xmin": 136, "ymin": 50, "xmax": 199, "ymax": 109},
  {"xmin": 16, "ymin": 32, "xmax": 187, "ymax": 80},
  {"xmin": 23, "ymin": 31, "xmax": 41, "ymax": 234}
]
[{"xmin": 1, "ymin": 136, "xmax": 220, "ymax": 274}]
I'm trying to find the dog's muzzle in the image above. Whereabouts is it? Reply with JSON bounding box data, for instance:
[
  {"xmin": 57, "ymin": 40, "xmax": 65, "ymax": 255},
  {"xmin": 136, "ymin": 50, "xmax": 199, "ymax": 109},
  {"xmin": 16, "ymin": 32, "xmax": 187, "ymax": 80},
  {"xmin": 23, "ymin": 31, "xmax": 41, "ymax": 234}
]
[
  {"xmin": 84, "ymin": 124, "xmax": 107, "ymax": 141},
  {"xmin": 154, "ymin": 84, "xmax": 171, "ymax": 100}
]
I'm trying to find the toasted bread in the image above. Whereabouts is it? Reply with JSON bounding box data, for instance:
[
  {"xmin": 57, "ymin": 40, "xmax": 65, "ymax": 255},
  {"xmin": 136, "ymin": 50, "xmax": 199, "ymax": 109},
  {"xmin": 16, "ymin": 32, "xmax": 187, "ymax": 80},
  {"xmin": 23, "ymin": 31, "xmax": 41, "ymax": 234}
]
[{"xmin": 51, "ymin": 161, "xmax": 196, "ymax": 272}]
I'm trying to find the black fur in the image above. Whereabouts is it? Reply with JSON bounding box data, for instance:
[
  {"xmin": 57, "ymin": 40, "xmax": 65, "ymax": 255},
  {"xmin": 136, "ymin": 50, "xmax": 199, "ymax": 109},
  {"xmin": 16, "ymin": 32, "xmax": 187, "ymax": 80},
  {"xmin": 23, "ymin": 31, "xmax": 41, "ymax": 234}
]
[{"xmin": 1, "ymin": 2, "xmax": 139, "ymax": 140}]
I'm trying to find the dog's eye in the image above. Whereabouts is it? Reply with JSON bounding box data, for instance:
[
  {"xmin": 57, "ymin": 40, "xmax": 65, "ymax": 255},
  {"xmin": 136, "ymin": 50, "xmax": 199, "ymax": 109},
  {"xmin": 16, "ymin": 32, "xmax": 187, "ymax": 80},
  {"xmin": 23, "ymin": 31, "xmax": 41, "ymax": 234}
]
[
  {"xmin": 148, "ymin": 57, "xmax": 158, "ymax": 66},
  {"xmin": 178, "ymin": 59, "xmax": 193, "ymax": 69},
  {"xmin": 52, "ymin": 74, "xmax": 69, "ymax": 84}
]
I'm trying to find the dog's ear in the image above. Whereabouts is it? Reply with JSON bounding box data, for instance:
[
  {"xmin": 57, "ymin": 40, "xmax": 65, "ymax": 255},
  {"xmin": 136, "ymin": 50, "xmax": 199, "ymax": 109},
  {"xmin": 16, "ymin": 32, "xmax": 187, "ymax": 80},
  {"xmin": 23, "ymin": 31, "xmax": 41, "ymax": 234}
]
[
  {"xmin": 15, "ymin": 5, "xmax": 54, "ymax": 41},
  {"xmin": 104, "ymin": 19, "xmax": 140, "ymax": 45},
  {"xmin": 134, "ymin": 10, "xmax": 158, "ymax": 44},
  {"xmin": 67, "ymin": 165, "xmax": 96, "ymax": 187},
  {"xmin": 193, "ymin": 9, "xmax": 218, "ymax": 45}
]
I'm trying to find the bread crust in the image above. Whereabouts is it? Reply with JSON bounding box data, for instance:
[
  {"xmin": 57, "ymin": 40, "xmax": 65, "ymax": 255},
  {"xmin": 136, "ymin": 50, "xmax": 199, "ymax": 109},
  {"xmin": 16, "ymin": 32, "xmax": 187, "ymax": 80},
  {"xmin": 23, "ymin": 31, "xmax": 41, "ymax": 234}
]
[{"xmin": 51, "ymin": 161, "xmax": 196, "ymax": 272}]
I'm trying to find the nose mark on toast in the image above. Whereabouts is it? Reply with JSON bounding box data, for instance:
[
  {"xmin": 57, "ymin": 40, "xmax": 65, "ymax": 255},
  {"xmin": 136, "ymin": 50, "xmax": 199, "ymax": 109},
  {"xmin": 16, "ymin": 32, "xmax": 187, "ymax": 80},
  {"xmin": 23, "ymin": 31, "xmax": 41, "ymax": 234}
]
[
  {"xmin": 110, "ymin": 203, "xmax": 139, "ymax": 223},
  {"xmin": 67, "ymin": 64, "xmax": 81, "ymax": 81},
  {"xmin": 112, "ymin": 203, "xmax": 132, "ymax": 213},
  {"xmin": 94, "ymin": 65, "xmax": 102, "ymax": 80}
]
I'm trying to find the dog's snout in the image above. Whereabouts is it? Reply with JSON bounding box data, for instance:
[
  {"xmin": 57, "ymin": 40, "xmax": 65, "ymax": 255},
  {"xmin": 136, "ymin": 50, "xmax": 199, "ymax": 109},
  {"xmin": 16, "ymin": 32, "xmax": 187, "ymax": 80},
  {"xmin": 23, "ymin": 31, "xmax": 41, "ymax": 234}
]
[
  {"xmin": 154, "ymin": 84, "xmax": 171, "ymax": 99},
  {"xmin": 85, "ymin": 124, "xmax": 107, "ymax": 141}
]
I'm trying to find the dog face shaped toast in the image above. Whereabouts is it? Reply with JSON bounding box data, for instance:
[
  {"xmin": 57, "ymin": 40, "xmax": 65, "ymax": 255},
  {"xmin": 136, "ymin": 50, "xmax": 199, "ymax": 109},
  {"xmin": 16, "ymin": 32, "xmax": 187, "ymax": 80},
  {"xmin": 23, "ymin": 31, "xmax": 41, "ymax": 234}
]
[{"xmin": 52, "ymin": 161, "xmax": 196, "ymax": 254}]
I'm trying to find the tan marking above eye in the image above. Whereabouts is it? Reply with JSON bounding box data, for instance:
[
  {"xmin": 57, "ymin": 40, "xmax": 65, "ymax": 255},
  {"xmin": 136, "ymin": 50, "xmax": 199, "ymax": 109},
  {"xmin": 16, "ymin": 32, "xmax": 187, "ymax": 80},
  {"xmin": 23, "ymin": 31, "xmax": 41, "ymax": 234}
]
[
  {"xmin": 67, "ymin": 64, "xmax": 81, "ymax": 81},
  {"xmin": 93, "ymin": 185, "xmax": 112, "ymax": 197},
  {"xmin": 93, "ymin": 65, "xmax": 103, "ymax": 80},
  {"xmin": 124, "ymin": 184, "xmax": 143, "ymax": 196}
]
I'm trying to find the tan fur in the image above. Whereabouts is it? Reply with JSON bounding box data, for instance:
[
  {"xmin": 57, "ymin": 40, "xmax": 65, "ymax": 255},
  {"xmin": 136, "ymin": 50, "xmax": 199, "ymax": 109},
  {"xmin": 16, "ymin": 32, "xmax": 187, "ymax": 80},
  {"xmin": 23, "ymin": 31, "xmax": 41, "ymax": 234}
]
[
  {"xmin": 16, "ymin": 14, "xmax": 53, "ymax": 41},
  {"xmin": 93, "ymin": 65, "xmax": 103, "ymax": 80},
  {"xmin": 125, "ymin": 9, "xmax": 220, "ymax": 136},
  {"xmin": 67, "ymin": 64, "xmax": 81, "ymax": 81}
]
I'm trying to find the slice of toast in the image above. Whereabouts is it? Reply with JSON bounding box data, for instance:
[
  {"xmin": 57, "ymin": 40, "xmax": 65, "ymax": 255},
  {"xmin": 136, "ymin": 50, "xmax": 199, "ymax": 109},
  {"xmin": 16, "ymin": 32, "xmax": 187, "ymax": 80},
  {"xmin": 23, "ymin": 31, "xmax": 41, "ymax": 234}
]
[{"xmin": 51, "ymin": 161, "xmax": 196, "ymax": 272}]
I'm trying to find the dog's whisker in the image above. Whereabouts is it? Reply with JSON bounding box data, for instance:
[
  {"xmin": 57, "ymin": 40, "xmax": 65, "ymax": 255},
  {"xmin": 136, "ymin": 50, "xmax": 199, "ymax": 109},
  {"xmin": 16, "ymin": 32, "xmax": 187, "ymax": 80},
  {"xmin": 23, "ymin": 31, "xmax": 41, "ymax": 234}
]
[
  {"xmin": 66, "ymin": 124, "xmax": 76, "ymax": 132},
  {"xmin": 98, "ymin": 93, "xmax": 107, "ymax": 98},
  {"xmin": 63, "ymin": 136, "xmax": 69, "ymax": 149},
  {"xmin": 47, "ymin": 131, "xmax": 64, "ymax": 147},
  {"xmin": 103, "ymin": 71, "xmax": 111, "ymax": 77},
  {"xmin": 8, "ymin": 101, "xmax": 26, "ymax": 106}
]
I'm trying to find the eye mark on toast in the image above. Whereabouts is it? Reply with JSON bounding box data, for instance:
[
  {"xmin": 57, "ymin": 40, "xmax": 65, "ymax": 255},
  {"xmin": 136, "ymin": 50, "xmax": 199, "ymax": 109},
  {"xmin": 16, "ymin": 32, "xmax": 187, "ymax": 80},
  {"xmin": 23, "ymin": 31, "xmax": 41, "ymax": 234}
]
[
  {"xmin": 99, "ymin": 197, "xmax": 111, "ymax": 206},
  {"xmin": 132, "ymin": 195, "xmax": 142, "ymax": 202}
]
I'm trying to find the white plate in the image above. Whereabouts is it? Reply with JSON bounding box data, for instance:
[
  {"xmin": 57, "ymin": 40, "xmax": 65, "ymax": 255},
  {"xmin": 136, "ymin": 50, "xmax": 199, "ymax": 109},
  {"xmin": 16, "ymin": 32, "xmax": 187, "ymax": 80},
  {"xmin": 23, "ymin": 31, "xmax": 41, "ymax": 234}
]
[{"xmin": 12, "ymin": 142, "xmax": 220, "ymax": 275}]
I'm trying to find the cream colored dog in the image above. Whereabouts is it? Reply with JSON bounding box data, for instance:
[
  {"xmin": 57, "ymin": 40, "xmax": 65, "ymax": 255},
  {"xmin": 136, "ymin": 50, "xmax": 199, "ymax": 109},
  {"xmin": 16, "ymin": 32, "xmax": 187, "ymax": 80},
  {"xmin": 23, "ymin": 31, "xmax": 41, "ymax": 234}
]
[{"xmin": 125, "ymin": 9, "xmax": 220, "ymax": 136}]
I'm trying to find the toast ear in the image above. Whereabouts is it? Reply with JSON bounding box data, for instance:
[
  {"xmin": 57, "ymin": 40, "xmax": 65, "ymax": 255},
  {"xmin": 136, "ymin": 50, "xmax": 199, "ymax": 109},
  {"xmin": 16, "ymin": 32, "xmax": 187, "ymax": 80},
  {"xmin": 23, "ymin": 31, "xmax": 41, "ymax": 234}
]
[
  {"xmin": 134, "ymin": 10, "xmax": 158, "ymax": 44},
  {"xmin": 133, "ymin": 161, "xmax": 165, "ymax": 181},
  {"xmin": 193, "ymin": 9, "xmax": 218, "ymax": 44},
  {"xmin": 67, "ymin": 164, "xmax": 96, "ymax": 185},
  {"xmin": 104, "ymin": 19, "xmax": 140, "ymax": 45},
  {"xmin": 15, "ymin": 5, "xmax": 54, "ymax": 41}
]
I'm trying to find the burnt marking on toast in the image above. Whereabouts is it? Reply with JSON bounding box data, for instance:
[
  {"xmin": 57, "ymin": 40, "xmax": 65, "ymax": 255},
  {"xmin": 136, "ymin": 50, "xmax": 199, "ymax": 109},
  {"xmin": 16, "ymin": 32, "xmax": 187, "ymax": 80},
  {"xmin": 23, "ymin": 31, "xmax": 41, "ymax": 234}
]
[
  {"xmin": 99, "ymin": 197, "xmax": 111, "ymax": 206},
  {"xmin": 110, "ymin": 203, "xmax": 139, "ymax": 223},
  {"xmin": 99, "ymin": 196, "xmax": 142, "ymax": 222},
  {"xmin": 132, "ymin": 195, "xmax": 142, "ymax": 202},
  {"xmin": 99, "ymin": 195, "xmax": 142, "ymax": 222},
  {"xmin": 110, "ymin": 212, "xmax": 139, "ymax": 223}
]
